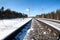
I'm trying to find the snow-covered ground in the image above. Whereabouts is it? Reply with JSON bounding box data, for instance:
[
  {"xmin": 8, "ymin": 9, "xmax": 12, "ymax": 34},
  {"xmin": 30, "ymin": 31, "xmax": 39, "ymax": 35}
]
[
  {"xmin": 37, "ymin": 18, "xmax": 60, "ymax": 31},
  {"xmin": 39, "ymin": 18, "xmax": 60, "ymax": 23},
  {"xmin": 0, "ymin": 18, "xmax": 32, "ymax": 40}
]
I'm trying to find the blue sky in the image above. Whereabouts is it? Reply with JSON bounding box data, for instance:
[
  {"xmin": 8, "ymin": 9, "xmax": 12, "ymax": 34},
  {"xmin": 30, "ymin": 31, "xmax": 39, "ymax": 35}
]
[{"xmin": 0, "ymin": 0, "xmax": 60, "ymax": 16}]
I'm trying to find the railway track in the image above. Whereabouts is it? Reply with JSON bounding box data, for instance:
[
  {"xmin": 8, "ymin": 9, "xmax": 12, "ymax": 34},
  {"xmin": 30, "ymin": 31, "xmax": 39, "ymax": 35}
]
[
  {"xmin": 36, "ymin": 18, "xmax": 60, "ymax": 40},
  {"xmin": 24, "ymin": 18, "xmax": 60, "ymax": 40},
  {"xmin": 3, "ymin": 18, "xmax": 60, "ymax": 40}
]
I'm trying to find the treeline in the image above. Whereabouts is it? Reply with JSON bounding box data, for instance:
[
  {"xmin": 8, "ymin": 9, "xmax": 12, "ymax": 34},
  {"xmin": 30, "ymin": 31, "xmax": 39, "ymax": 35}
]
[
  {"xmin": 0, "ymin": 7, "xmax": 28, "ymax": 19},
  {"xmin": 36, "ymin": 9, "xmax": 60, "ymax": 20}
]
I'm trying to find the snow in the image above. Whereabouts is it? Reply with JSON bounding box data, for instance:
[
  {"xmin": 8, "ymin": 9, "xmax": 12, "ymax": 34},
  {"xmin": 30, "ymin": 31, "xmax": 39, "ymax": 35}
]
[
  {"xmin": 37, "ymin": 18, "xmax": 60, "ymax": 31},
  {"xmin": 40, "ymin": 18, "xmax": 60, "ymax": 23},
  {"xmin": 43, "ymin": 31, "xmax": 47, "ymax": 35},
  {"xmin": 0, "ymin": 18, "xmax": 32, "ymax": 40}
]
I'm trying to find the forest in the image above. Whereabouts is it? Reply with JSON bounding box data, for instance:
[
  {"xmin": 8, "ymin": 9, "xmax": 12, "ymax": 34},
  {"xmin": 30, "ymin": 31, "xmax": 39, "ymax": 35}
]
[
  {"xmin": 0, "ymin": 7, "xmax": 28, "ymax": 19},
  {"xmin": 36, "ymin": 9, "xmax": 60, "ymax": 20}
]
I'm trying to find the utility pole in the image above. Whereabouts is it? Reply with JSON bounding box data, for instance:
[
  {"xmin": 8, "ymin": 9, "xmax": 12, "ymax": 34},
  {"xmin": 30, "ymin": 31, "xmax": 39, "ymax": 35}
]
[
  {"xmin": 26, "ymin": 8, "xmax": 30, "ymax": 17},
  {"xmin": 28, "ymin": 8, "xmax": 30, "ymax": 17},
  {"xmin": 41, "ymin": 5, "xmax": 45, "ymax": 18}
]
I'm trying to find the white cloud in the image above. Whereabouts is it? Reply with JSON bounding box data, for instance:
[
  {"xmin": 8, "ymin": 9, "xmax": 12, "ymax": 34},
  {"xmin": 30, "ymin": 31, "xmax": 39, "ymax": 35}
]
[{"xmin": 26, "ymin": 8, "xmax": 29, "ymax": 11}]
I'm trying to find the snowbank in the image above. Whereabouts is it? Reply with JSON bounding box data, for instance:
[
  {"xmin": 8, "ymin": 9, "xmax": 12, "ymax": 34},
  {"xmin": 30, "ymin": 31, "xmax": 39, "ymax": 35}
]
[{"xmin": 0, "ymin": 18, "xmax": 32, "ymax": 40}]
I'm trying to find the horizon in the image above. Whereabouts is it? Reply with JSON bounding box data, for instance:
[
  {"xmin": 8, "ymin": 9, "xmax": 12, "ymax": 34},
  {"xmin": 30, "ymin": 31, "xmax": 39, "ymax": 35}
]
[{"xmin": 0, "ymin": 0, "xmax": 60, "ymax": 16}]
